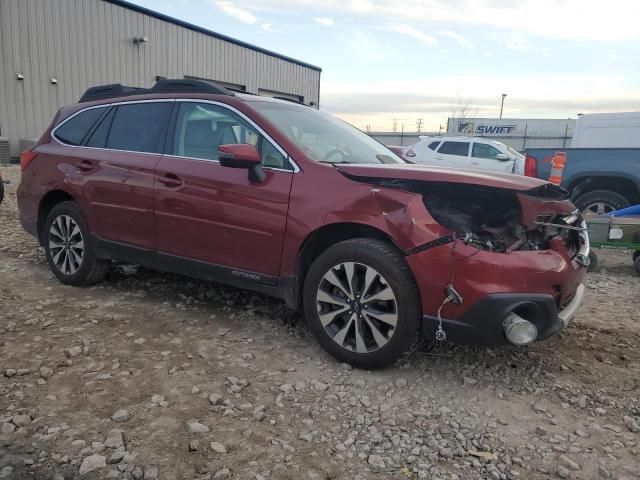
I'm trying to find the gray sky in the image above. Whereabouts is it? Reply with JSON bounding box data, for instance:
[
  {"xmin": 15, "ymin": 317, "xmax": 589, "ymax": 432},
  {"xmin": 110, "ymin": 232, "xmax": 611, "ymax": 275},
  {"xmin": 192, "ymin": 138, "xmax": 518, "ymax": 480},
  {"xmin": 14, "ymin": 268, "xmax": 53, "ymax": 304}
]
[{"xmin": 137, "ymin": 0, "xmax": 640, "ymax": 131}]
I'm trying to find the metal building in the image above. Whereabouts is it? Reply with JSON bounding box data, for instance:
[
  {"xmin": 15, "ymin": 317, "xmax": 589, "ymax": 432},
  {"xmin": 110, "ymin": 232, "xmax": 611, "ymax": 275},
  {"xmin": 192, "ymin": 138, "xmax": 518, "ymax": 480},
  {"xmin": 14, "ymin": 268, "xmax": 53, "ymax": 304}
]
[
  {"xmin": 0, "ymin": 0, "xmax": 322, "ymax": 159},
  {"xmin": 446, "ymin": 118, "xmax": 576, "ymax": 150}
]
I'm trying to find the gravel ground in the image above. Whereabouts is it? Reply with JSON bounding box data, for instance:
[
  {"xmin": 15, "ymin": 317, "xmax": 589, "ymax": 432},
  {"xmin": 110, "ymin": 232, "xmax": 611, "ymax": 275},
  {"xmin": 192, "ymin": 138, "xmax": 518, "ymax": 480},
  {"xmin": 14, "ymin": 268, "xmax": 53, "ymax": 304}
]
[{"xmin": 1, "ymin": 164, "xmax": 639, "ymax": 480}]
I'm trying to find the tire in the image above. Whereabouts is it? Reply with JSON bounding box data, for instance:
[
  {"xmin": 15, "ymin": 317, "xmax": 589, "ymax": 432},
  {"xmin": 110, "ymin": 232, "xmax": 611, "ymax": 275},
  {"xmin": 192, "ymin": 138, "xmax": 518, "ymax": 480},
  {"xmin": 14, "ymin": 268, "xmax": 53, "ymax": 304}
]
[
  {"xmin": 634, "ymin": 256, "xmax": 640, "ymax": 277},
  {"xmin": 0, "ymin": 180, "xmax": 4, "ymax": 205},
  {"xmin": 43, "ymin": 201, "xmax": 110, "ymax": 286},
  {"xmin": 587, "ymin": 250, "xmax": 599, "ymax": 272},
  {"xmin": 574, "ymin": 190, "xmax": 630, "ymax": 216},
  {"xmin": 303, "ymin": 238, "xmax": 420, "ymax": 370},
  {"xmin": 633, "ymin": 250, "xmax": 640, "ymax": 262}
]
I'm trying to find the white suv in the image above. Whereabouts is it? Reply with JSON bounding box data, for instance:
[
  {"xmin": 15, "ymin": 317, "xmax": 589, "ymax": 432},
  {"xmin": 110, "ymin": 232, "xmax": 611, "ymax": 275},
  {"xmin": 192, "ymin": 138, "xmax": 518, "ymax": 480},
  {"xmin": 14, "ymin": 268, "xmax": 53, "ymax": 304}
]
[{"xmin": 399, "ymin": 136, "xmax": 525, "ymax": 175}]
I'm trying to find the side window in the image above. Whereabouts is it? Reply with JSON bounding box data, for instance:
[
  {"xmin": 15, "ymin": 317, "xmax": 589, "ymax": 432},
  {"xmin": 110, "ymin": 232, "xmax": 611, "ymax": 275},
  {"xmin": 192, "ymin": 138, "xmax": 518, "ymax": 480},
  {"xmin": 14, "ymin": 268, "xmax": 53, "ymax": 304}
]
[
  {"xmin": 428, "ymin": 141, "xmax": 441, "ymax": 150},
  {"xmin": 107, "ymin": 102, "xmax": 172, "ymax": 154},
  {"xmin": 472, "ymin": 143, "xmax": 502, "ymax": 159},
  {"xmin": 86, "ymin": 108, "xmax": 115, "ymax": 148},
  {"xmin": 54, "ymin": 107, "xmax": 107, "ymax": 145},
  {"xmin": 438, "ymin": 141, "xmax": 470, "ymax": 156},
  {"xmin": 172, "ymin": 102, "xmax": 288, "ymax": 169}
]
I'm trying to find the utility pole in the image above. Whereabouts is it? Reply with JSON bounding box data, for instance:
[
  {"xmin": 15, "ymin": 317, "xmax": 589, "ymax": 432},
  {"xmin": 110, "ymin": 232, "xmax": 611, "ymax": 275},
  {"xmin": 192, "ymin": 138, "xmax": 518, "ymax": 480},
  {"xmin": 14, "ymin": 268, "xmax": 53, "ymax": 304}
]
[
  {"xmin": 392, "ymin": 118, "xmax": 398, "ymax": 132},
  {"xmin": 499, "ymin": 93, "xmax": 507, "ymax": 119},
  {"xmin": 416, "ymin": 118, "xmax": 423, "ymax": 133}
]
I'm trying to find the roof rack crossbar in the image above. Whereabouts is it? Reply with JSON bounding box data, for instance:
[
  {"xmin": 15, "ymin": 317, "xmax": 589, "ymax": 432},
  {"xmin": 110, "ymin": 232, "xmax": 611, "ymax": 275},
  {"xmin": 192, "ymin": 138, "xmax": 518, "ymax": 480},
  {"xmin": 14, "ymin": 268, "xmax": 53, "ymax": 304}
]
[{"xmin": 78, "ymin": 78, "xmax": 235, "ymax": 103}]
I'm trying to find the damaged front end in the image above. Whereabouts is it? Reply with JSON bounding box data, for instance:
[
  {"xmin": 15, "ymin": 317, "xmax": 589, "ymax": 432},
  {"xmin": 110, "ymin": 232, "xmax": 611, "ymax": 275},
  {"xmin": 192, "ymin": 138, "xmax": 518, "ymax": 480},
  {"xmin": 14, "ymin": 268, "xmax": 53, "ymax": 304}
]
[
  {"xmin": 366, "ymin": 177, "xmax": 587, "ymax": 258},
  {"xmin": 335, "ymin": 164, "xmax": 589, "ymax": 346},
  {"xmin": 424, "ymin": 182, "xmax": 588, "ymax": 258}
]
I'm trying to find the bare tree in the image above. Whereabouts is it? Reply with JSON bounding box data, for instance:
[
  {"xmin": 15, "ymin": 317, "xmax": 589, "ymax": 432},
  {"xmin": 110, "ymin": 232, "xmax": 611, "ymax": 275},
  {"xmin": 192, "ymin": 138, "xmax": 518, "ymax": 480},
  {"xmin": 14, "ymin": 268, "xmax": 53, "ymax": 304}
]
[{"xmin": 448, "ymin": 94, "xmax": 478, "ymax": 135}]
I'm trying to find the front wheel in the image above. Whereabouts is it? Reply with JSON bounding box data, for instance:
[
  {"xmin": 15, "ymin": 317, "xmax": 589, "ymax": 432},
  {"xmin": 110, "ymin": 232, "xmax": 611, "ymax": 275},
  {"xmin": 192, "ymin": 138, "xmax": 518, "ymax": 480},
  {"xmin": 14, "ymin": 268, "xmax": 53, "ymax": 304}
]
[
  {"xmin": 43, "ymin": 201, "xmax": 110, "ymax": 286},
  {"xmin": 303, "ymin": 238, "xmax": 420, "ymax": 370}
]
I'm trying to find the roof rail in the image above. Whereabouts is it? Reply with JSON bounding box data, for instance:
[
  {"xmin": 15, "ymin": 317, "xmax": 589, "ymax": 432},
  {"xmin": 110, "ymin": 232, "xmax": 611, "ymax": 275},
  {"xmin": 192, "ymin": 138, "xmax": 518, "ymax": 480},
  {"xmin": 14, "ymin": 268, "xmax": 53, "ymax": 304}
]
[
  {"xmin": 78, "ymin": 84, "xmax": 144, "ymax": 103},
  {"xmin": 78, "ymin": 78, "xmax": 235, "ymax": 103},
  {"xmin": 272, "ymin": 96, "xmax": 305, "ymax": 105}
]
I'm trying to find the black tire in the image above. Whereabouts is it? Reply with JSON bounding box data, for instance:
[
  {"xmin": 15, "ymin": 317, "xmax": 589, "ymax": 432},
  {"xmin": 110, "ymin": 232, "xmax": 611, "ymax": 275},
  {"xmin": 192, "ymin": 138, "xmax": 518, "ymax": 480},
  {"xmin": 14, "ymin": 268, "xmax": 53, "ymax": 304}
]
[
  {"xmin": 43, "ymin": 201, "xmax": 110, "ymax": 286},
  {"xmin": 0, "ymin": 180, "xmax": 4, "ymax": 205},
  {"xmin": 587, "ymin": 250, "xmax": 599, "ymax": 272},
  {"xmin": 303, "ymin": 238, "xmax": 420, "ymax": 370},
  {"xmin": 574, "ymin": 190, "xmax": 630, "ymax": 216},
  {"xmin": 634, "ymin": 256, "xmax": 640, "ymax": 277},
  {"xmin": 633, "ymin": 250, "xmax": 640, "ymax": 262}
]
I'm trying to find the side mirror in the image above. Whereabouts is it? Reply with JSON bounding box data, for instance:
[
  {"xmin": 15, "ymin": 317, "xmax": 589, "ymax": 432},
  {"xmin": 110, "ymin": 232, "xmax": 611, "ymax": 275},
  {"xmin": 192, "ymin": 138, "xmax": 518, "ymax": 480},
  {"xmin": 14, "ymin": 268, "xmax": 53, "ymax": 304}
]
[
  {"xmin": 496, "ymin": 153, "xmax": 510, "ymax": 161},
  {"xmin": 218, "ymin": 144, "xmax": 265, "ymax": 182}
]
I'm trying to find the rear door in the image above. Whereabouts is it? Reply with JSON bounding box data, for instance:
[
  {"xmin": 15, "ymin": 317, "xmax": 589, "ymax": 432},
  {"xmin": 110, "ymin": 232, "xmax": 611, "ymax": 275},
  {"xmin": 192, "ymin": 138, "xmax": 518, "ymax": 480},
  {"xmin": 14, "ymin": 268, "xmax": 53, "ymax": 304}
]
[
  {"xmin": 470, "ymin": 141, "xmax": 515, "ymax": 173},
  {"xmin": 63, "ymin": 101, "xmax": 173, "ymax": 250},
  {"xmin": 154, "ymin": 101, "xmax": 293, "ymax": 277},
  {"xmin": 433, "ymin": 140, "xmax": 470, "ymax": 168}
]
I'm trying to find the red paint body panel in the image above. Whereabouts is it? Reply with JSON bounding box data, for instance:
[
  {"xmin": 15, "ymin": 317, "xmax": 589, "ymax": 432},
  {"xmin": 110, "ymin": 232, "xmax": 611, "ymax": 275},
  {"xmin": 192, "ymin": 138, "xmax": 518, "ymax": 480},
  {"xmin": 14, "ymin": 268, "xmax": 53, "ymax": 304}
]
[
  {"xmin": 407, "ymin": 237, "xmax": 587, "ymax": 319},
  {"xmin": 335, "ymin": 163, "xmax": 548, "ymax": 190},
  {"xmin": 154, "ymin": 156, "xmax": 292, "ymax": 274}
]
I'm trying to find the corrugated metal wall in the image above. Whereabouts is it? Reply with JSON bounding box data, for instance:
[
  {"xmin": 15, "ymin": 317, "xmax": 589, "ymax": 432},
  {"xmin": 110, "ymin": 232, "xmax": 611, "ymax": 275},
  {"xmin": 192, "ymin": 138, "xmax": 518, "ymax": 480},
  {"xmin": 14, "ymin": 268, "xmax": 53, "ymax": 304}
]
[{"xmin": 0, "ymin": 0, "xmax": 321, "ymax": 157}]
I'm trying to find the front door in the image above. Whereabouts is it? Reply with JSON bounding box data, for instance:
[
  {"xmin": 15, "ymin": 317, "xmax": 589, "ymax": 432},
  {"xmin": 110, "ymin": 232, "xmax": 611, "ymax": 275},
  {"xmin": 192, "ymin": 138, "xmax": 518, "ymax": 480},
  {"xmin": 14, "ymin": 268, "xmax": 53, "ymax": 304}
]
[
  {"xmin": 470, "ymin": 142, "xmax": 515, "ymax": 173},
  {"xmin": 154, "ymin": 101, "xmax": 293, "ymax": 276}
]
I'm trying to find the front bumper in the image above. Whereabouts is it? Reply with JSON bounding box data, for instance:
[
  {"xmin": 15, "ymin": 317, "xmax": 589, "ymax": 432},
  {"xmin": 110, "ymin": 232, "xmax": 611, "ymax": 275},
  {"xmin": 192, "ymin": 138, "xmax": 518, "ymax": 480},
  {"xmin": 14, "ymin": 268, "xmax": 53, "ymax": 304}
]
[{"xmin": 422, "ymin": 283, "xmax": 586, "ymax": 346}]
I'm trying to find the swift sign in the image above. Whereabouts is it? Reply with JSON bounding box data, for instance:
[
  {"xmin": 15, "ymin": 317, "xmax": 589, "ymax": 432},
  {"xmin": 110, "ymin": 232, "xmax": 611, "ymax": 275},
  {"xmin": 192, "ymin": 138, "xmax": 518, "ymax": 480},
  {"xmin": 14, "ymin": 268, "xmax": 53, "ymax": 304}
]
[{"xmin": 458, "ymin": 122, "xmax": 517, "ymax": 135}]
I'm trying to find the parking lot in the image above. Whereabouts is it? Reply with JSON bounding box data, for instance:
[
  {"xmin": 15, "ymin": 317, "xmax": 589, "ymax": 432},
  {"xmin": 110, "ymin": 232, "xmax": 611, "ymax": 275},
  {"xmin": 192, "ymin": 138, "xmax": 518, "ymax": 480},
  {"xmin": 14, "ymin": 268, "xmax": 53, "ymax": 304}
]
[{"xmin": 1, "ymin": 164, "xmax": 639, "ymax": 479}]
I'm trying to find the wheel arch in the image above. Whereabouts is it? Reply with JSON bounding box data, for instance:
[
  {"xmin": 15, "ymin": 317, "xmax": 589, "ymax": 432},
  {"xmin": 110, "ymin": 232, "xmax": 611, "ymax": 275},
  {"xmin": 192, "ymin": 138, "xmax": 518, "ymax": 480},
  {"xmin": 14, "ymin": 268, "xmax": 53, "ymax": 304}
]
[
  {"xmin": 37, "ymin": 190, "xmax": 77, "ymax": 245},
  {"xmin": 288, "ymin": 222, "xmax": 406, "ymax": 310},
  {"xmin": 567, "ymin": 175, "xmax": 640, "ymax": 205}
]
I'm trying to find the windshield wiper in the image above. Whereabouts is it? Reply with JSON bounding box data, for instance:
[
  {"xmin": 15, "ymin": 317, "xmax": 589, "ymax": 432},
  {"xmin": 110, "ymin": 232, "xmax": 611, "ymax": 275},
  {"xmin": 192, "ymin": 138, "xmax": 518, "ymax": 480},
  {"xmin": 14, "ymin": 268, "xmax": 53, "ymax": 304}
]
[{"xmin": 318, "ymin": 160, "xmax": 353, "ymax": 165}]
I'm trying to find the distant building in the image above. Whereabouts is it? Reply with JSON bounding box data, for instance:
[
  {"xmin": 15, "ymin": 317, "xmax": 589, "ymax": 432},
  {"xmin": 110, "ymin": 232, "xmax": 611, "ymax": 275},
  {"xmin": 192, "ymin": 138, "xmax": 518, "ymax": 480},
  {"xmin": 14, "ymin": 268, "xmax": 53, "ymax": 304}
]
[
  {"xmin": 369, "ymin": 118, "xmax": 576, "ymax": 151},
  {"xmin": 0, "ymin": 0, "xmax": 321, "ymax": 158},
  {"xmin": 446, "ymin": 118, "xmax": 576, "ymax": 150}
]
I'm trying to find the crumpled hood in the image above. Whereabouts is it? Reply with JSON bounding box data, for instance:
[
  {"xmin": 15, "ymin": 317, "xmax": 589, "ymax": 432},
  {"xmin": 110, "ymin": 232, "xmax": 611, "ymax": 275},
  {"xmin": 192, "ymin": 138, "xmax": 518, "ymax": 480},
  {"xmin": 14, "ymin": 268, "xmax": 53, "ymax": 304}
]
[{"xmin": 336, "ymin": 163, "xmax": 547, "ymax": 191}]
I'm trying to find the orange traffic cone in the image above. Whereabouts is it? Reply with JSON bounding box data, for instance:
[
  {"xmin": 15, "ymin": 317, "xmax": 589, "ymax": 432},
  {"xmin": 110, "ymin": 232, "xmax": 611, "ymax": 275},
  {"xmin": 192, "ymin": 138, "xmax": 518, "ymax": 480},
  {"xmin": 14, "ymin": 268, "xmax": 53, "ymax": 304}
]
[{"xmin": 548, "ymin": 151, "xmax": 566, "ymax": 185}]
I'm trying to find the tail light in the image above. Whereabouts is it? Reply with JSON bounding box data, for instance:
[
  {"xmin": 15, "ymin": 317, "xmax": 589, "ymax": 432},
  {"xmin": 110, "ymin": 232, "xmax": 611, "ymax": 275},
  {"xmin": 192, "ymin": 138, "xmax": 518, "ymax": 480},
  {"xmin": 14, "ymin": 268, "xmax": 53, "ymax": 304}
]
[
  {"xmin": 20, "ymin": 150, "xmax": 38, "ymax": 171},
  {"xmin": 405, "ymin": 148, "xmax": 416, "ymax": 158},
  {"xmin": 524, "ymin": 155, "xmax": 537, "ymax": 177}
]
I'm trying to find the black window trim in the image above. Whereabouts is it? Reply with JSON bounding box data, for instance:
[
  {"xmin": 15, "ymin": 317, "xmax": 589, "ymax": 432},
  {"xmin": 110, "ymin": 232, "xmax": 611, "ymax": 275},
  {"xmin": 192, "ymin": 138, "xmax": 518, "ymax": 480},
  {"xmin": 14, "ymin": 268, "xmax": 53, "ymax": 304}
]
[
  {"xmin": 437, "ymin": 140, "xmax": 471, "ymax": 156},
  {"xmin": 51, "ymin": 105, "xmax": 110, "ymax": 147},
  {"xmin": 163, "ymin": 99, "xmax": 297, "ymax": 173},
  {"xmin": 51, "ymin": 99, "xmax": 299, "ymax": 173},
  {"xmin": 51, "ymin": 99, "xmax": 176, "ymax": 156}
]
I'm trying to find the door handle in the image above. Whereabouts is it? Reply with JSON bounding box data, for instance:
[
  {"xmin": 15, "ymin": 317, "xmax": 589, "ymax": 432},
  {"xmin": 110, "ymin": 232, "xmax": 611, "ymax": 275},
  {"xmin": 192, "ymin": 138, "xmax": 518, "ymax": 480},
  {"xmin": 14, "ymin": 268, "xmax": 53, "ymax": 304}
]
[
  {"xmin": 435, "ymin": 156, "xmax": 444, "ymax": 160},
  {"xmin": 76, "ymin": 160, "xmax": 94, "ymax": 173},
  {"xmin": 158, "ymin": 173, "xmax": 183, "ymax": 188}
]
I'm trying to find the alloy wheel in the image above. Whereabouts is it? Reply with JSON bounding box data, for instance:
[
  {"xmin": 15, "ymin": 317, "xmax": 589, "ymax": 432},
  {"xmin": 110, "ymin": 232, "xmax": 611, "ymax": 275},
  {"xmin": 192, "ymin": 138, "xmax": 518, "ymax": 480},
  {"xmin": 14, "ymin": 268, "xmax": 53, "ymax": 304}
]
[
  {"xmin": 583, "ymin": 202, "xmax": 615, "ymax": 216},
  {"xmin": 316, "ymin": 262, "xmax": 398, "ymax": 353},
  {"xmin": 48, "ymin": 215, "xmax": 84, "ymax": 275}
]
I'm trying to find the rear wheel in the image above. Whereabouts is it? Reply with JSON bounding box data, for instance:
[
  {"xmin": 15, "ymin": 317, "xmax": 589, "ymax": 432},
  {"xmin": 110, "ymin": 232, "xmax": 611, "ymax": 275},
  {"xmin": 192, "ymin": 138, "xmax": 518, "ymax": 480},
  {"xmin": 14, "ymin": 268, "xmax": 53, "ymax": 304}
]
[
  {"xmin": 303, "ymin": 238, "xmax": 420, "ymax": 370},
  {"xmin": 634, "ymin": 255, "xmax": 640, "ymax": 276},
  {"xmin": 43, "ymin": 201, "xmax": 110, "ymax": 285},
  {"xmin": 575, "ymin": 190, "xmax": 630, "ymax": 216}
]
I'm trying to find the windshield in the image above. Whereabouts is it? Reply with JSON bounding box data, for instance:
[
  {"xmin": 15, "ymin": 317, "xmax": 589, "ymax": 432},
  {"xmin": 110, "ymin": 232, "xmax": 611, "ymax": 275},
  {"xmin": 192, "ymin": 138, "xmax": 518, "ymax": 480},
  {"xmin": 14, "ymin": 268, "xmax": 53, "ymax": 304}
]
[{"xmin": 250, "ymin": 101, "xmax": 403, "ymax": 165}]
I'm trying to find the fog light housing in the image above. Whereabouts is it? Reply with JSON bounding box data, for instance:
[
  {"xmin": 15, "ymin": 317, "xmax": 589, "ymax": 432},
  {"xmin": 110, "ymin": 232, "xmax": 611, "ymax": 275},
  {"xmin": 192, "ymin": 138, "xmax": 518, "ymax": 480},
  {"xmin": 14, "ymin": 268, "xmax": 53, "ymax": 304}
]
[{"xmin": 503, "ymin": 312, "xmax": 538, "ymax": 345}]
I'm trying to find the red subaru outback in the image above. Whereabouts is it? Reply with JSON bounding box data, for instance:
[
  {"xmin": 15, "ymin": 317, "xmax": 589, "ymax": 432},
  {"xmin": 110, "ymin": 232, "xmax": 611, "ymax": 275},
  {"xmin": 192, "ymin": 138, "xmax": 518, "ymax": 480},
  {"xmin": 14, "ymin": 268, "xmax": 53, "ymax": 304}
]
[{"xmin": 17, "ymin": 79, "xmax": 589, "ymax": 369}]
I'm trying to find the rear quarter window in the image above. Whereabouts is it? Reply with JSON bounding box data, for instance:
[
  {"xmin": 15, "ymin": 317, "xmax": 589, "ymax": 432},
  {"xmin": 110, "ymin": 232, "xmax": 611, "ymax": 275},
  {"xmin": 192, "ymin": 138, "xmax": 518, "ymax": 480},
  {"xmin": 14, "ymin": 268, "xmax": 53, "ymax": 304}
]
[
  {"xmin": 54, "ymin": 107, "xmax": 107, "ymax": 145},
  {"xmin": 106, "ymin": 102, "xmax": 173, "ymax": 154}
]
